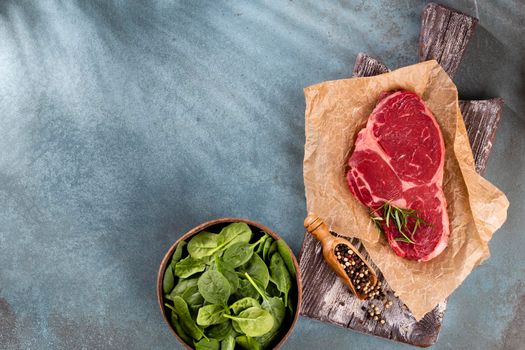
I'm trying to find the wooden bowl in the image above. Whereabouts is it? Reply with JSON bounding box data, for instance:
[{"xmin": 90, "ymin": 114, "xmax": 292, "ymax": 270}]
[{"xmin": 156, "ymin": 217, "xmax": 303, "ymax": 350}]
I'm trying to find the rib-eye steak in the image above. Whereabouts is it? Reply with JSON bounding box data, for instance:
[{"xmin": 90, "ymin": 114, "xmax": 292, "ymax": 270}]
[{"xmin": 346, "ymin": 91, "xmax": 449, "ymax": 261}]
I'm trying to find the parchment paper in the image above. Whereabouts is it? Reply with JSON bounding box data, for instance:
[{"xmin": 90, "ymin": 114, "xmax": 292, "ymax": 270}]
[{"xmin": 303, "ymin": 60, "xmax": 509, "ymax": 320}]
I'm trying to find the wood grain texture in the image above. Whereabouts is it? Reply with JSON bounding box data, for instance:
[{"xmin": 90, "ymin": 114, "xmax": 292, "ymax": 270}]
[
  {"xmin": 460, "ymin": 99, "xmax": 504, "ymax": 174},
  {"xmin": 352, "ymin": 53, "xmax": 390, "ymax": 77},
  {"xmin": 418, "ymin": 3, "xmax": 503, "ymax": 175},
  {"xmin": 419, "ymin": 3, "xmax": 478, "ymax": 78}
]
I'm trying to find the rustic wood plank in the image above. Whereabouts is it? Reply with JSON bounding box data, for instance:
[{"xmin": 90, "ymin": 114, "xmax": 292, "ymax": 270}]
[
  {"xmin": 418, "ymin": 3, "xmax": 478, "ymax": 78},
  {"xmin": 300, "ymin": 3, "xmax": 504, "ymax": 345},
  {"xmin": 299, "ymin": 56, "xmax": 446, "ymax": 347},
  {"xmin": 299, "ymin": 55, "xmax": 504, "ymax": 346},
  {"xmin": 418, "ymin": 4, "xmax": 503, "ymax": 175},
  {"xmin": 460, "ymin": 99, "xmax": 504, "ymax": 174},
  {"xmin": 352, "ymin": 53, "xmax": 390, "ymax": 77}
]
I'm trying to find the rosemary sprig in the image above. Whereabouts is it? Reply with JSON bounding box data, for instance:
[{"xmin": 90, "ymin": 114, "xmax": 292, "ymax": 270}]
[{"xmin": 369, "ymin": 202, "xmax": 431, "ymax": 245}]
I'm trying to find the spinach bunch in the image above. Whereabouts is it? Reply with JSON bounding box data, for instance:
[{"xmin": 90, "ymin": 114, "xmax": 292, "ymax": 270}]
[{"xmin": 163, "ymin": 222, "xmax": 297, "ymax": 350}]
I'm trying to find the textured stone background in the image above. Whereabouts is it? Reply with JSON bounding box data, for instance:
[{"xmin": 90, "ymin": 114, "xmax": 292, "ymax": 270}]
[{"xmin": 0, "ymin": 1, "xmax": 523, "ymax": 349}]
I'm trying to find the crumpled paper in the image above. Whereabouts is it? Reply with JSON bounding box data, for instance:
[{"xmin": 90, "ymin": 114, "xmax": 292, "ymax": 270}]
[{"xmin": 303, "ymin": 60, "xmax": 509, "ymax": 320}]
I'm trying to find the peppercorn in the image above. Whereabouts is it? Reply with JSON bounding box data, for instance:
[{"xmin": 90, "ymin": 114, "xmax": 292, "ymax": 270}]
[{"xmin": 334, "ymin": 244, "xmax": 378, "ymax": 300}]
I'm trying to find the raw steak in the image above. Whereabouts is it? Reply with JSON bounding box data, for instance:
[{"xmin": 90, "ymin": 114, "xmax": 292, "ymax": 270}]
[{"xmin": 346, "ymin": 91, "xmax": 449, "ymax": 262}]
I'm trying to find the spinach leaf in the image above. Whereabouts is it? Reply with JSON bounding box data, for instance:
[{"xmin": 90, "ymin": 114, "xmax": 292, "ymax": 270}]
[
  {"xmin": 181, "ymin": 285, "xmax": 204, "ymax": 310},
  {"xmin": 164, "ymin": 242, "xmax": 188, "ymax": 295},
  {"xmin": 236, "ymin": 335, "xmax": 261, "ymax": 350},
  {"xmin": 234, "ymin": 279, "xmax": 260, "ymax": 302},
  {"xmin": 198, "ymin": 270, "xmax": 231, "ymax": 305},
  {"xmin": 243, "ymin": 273, "xmax": 270, "ymax": 305},
  {"xmin": 163, "ymin": 264, "xmax": 175, "ymax": 294},
  {"xmin": 265, "ymin": 281, "xmax": 281, "ymax": 298},
  {"xmin": 170, "ymin": 241, "xmax": 187, "ymax": 269},
  {"xmin": 200, "ymin": 253, "xmax": 217, "ymax": 265},
  {"xmin": 223, "ymin": 307, "xmax": 274, "ymax": 337},
  {"xmin": 189, "ymin": 224, "xmax": 252, "ymax": 261},
  {"xmin": 217, "ymin": 222, "xmax": 252, "ymax": 250},
  {"xmin": 223, "ymin": 242, "xmax": 254, "ymax": 268},
  {"xmin": 276, "ymin": 239, "xmax": 297, "ymax": 278},
  {"xmin": 287, "ymin": 293, "xmax": 294, "ymax": 314},
  {"xmin": 229, "ymin": 297, "xmax": 260, "ymax": 315},
  {"xmin": 175, "ymin": 256, "xmax": 206, "ymax": 278},
  {"xmin": 221, "ymin": 335, "xmax": 236, "ymax": 350},
  {"xmin": 237, "ymin": 254, "xmax": 269, "ymax": 289},
  {"xmin": 196, "ymin": 304, "xmax": 228, "ymax": 327},
  {"xmin": 261, "ymin": 297, "xmax": 286, "ymax": 325},
  {"xmin": 252, "ymin": 234, "xmax": 268, "ymax": 252},
  {"xmin": 256, "ymin": 297, "xmax": 286, "ymax": 348},
  {"xmin": 206, "ymin": 321, "xmax": 232, "ymax": 341},
  {"xmin": 269, "ymin": 253, "xmax": 292, "ymax": 307},
  {"xmin": 187, "ymin": 231, "xmax": 219, "ymax": 259},
  {"xmin": 165, "ymin": 297, "xmax": 204, "ymax": 340},
  {"xmin": 223, "ymin": 235, "xmax": 267, "ymax": 269},
  {"xmin": 255, "ymin": 233, "xmax": 269, "ymax": 255},
  {"xmin": 168, "ymin": 276, "xmax": 199, "ymax": 299},
  {"xmin": 267, "ymin": 241, "xmax": 278, "ymax": 262},
  {"xmin": 262, "ymin": 237, "xmax": 273, "ymax": 262},
  {"xmin": 232, "ymin": 317, "xmax": 243, "ymax": 334},
  {"xmin": 170, "ymin": 312, "xmax": 193, "ymax": 345},
  {"xmin": 216, "ymin": 258, "xmax": 239, "ymax": 294},
  {"xmin": 194, "ymin": 338, "xmax": 220, "ymax": 350}
]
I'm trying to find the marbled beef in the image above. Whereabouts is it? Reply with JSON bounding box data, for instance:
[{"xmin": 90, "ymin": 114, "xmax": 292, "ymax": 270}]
[{"xmin": 346, "ymin": 91, "xmax": 449, "ymax": 262}]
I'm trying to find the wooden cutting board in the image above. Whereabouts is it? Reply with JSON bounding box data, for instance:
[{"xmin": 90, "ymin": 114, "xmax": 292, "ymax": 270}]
[{"xmin": 298, "ymin": 3, "xmax": 504, "ymax": 347}]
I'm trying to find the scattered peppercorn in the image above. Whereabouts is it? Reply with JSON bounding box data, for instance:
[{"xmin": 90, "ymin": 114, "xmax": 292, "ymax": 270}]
[{"xmin": 335, "ymin": 244, "xmax": 401, "ymax": 327}]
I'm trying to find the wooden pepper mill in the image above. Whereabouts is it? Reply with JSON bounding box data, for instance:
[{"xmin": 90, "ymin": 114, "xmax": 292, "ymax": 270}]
[{"xmin": 304, "ymin": 214, "xmax": 378, "ymax": 300}]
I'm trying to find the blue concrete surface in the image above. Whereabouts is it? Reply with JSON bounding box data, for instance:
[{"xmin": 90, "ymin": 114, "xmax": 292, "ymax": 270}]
[{"xmin": 0, "ymin": 1, "xmax": 523, "ymax": 349}]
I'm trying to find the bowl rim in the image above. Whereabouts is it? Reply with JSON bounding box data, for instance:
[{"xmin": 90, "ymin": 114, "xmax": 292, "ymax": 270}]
[{"xmin": 156, "ymin": 217, "xmax": 303, "ymax": 350}]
